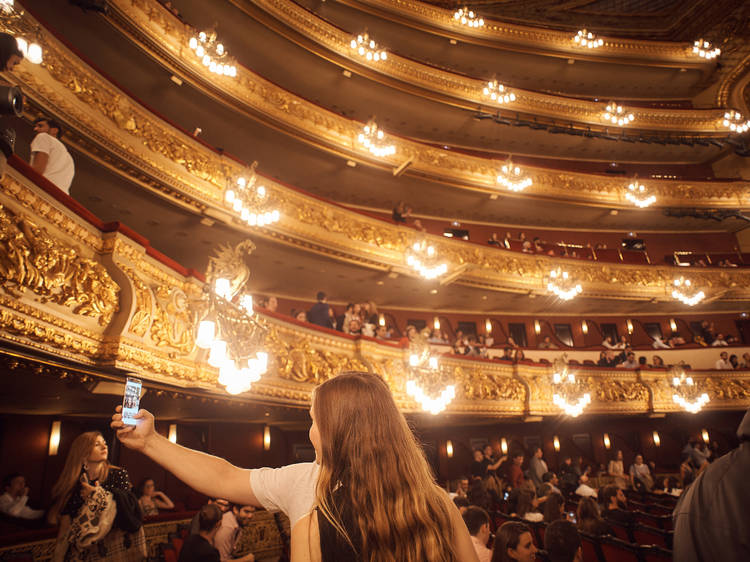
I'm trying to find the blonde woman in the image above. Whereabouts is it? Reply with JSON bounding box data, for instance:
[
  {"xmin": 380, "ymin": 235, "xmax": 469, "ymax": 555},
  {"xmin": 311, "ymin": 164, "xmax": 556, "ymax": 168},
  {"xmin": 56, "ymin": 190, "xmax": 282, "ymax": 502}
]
[
  {"xmin": 48, "ymin": 431, "xmax": 146, "ymax": 561},
  {"xmin": 112, "ymin": 372, "xmax": 477, "ymax": 561}
]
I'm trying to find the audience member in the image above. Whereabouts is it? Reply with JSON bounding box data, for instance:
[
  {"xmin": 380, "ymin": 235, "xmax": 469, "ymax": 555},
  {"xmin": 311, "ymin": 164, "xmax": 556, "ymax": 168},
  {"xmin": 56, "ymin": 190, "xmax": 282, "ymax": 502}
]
[
  {"xmin": 576, "ymin": 496, "xmax": 611, "ymax": 536},
  {"xmin": 136, "ymin": 477, "xmax": 174, "ymax": 517},
  {"xmin": 616, "ymin": 351, "xmax": 638, "ymax": 369},
  {"xmin": 651, "ymin": 355, "xmax": 665, "ymax": 368},
  {"xmin": 537, "ymin": 336, "xmax": 558, "ymax": 349},
  {"xmin": 544, "ymin": 520, "xmax": 582, "ymax": 562},
  {"xmin": 558, "ymin": 456, "xmax": 578, "ymax": 496},
  {"xmin": 543, "ymin": 492, "xmax": 565, "ymax": 524},
  {"xmin": 488, "ymin": 233, "xmax": 503, "ymax": 248},
  {"xmin": 48, "ymin": 431, "xmax": 146, "ymax": 560},
  {"xmin": 729, "ymin": 354, "xmax": 739, "ymax": 369},
  {"xmin": 453, "ymin": 496, "xmax": 470, "ymax": 514},
  {"xmin": 0, "ymin": 32, "xmax": 23, "ymax": 71},
  {"xmin": 715, "ymin": 351, "xmax": 732, "ymax": 370},
  {"xmin": 600, "ymin": 485, "xmax": 635, "ymax": 526},
  {"xmin": 463, "ymin": 506, "xmax": 492, "ymax": 562},
  {"xmin": 607, "ymin": 450, "xmax": 628, "ymax": 489},
  {"xmin": 651, "ymin": 335, "xmax": 671, "ymax": 349},
  {"xmin": 467, "ymin": 478, "xmax": 492, "ymax": 512},
  {"xmin": 528, "ymin": 447, "xmax": 548, "ymax": 490},
  {"xmin": 307, "ymin": 292, "xmax": 332, "ymax": 329},
  {"xmin": 742, "ymin": 352, "xmax": 750, "ymax": 369},
  {"xmin": 214, "ymin": 504, "xmax": 256, "ymax": 562},
  {"xmin": 674, "ymin": 406, "xmax": 750, "ymax": 561},
  {"xmin": 711, "ymin": 333, "xmax": 729, "ymax": 346},
  {"xmin": 180, "ymin": 503, "xmax": 223, "ymax": 562},
  {"xmin": 491, "ymin": 521, "xmax": 537, "ymax": 562},
  {"xmin": 30, "ymin": 117, "xmax": 75, "ymax": 194},
  {"xmin": 629, "ymin": 454, "xmax": 653, "ymax": 491},
  {"xmin": 0, "ymin": 473, "xmax": 44, "ymax": 520},
  {"xmin": 601, "ymin": 336, "xmax": 617, "ymax": 350},
  {"xmin": 507, "ymin": 452, "xmax": 524, "ymax": 489},
  {"xmin": 513, "ymin": 489, "xmax": 543, "ymax": 522},
  {"xmin": 538, "ymin": 472, "xmax": 561, "ymax": 497},
  {"xmin": 190, "ymin": 498, "xmax": 231, "ymax": 534},
  {"xmin": 392, "ymin": 201, "xmax": 411, "ymax": 223},
  {"xmin": 265, "ymin": 296, "xmax": 278, "ymax": 313}
]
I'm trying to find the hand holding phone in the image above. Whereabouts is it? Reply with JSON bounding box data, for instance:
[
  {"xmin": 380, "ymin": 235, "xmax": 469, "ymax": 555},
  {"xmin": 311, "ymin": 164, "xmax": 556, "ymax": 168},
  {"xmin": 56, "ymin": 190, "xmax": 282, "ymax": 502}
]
[{"xmin": 122, "ymin": 377, "xmax": 142, "ymax": 426}]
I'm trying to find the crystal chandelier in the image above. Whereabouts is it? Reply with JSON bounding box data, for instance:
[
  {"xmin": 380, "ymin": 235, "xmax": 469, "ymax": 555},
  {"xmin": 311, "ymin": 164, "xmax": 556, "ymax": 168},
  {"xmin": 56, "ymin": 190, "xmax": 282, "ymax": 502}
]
[
  {"xmin": 406, "ymin": 331, "xmax": 455, "ymax": 415},
  {"xmin": 188, "ymin": 30, "xmax": 237, "ymax": 77},
  {"xmin": 692, "ymin": 39, "xmax": 720, "ymax": 60},
  {"xmin": 625, "ymin": 177, "xmax": 656, "ymax": 208},
  {"xmin": 551, "ymin": 356, "xmax": 591, "ymax": 417},
  {"xmin": 453, "ymin": 7, "xmax": 484, "ymax": 28},
  {"xmin": 0, "ymin": 0, "xmax": 13, "ymax": 13},
  {"xmin": 573, "ymin": 29, "xmax": 604, "ymax": 49},
  {"xmin": 196, "ymin": 240, "xmax": 269, "ymax": 394},
  {"xmin": 672, "ymin": 277, "xmax": 705, "ymax": 306},
  {"xmin": 15, "ymin": 36, "xmax": 43, "ymax": 64},
  {"xmin": 603, "ymin": 102, "xmax": 634, "ymax": 126},
  {"xmin": 722, "ymin": 110, "xmax": 750, "ymax": 134},
  {"xmin": 482, "ymin": 80, "xmax": 516, "ymax": 104},
  {"xmin": 547, "ymin": 268, "xmax": 582, "ymax": 300},
  {"xmin": 357, "ymin": 120, "xmax": 396, "ymax": 157},
  {"xmin": 670, "ymin": 366, "xmax": 709, "ymax": 413},
  {"xmin": 496, "ymin": 158, "xmax": 532, "ymax": 192},
  {"xmin": 224, "ymin": 162, "xmax": 280, "ymax": 227},
  {"xmin": 406, "ymin": 238, "xmax": 448, "ymax": 279},
  {"xmin": 350, "ymin": 32, "xmax": 387, "ymax": 62},
  {"xmin": 1, "ymin": 0, "xmax": 44, "ymax": 66}
]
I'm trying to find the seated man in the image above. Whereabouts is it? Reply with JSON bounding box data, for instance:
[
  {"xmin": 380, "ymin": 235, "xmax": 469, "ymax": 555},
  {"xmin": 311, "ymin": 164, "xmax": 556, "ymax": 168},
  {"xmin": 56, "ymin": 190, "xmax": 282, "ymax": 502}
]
[
  {"xmin": 190, "ymin": 498, "xmax": 231, "ymax": 535},
  {"xmin": 0, "ymin": 473, "xmax": 44, "ymax": 520},
  {"xmin": 629, "ymin": 454, "xmax": 654, "ymax": 491},
  {"xmin": 544, "ymin": 520, "xmax": 582, "ymax": 562},
  {"xmin": 462, "ymin": 506, "xmax": 492, "ymax": 562},
  {"xmin": 180, "ymin": 503, "xmax": 223, "ymax": 562},
  {"xmin": 601, "ymin": 484, "xmax": 635, "ymax": 526},
  {"xmin": 538, "ymin": 471, "xmax": 561, "ymax": 497},
  {"xmin": 214, "ymin": 504, "xmax": 256, "ymax": 562}
]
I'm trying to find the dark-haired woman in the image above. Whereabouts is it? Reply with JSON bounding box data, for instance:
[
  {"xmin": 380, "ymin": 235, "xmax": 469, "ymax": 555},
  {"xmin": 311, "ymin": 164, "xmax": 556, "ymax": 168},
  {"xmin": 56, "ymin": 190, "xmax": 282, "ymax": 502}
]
[
  {"xmin": 576, "ymin": 496, "xmax": 612, "ymax": 536},
  {"xmin": 49, "ymin": 432, "xmax": 145, "ymax": 561},
  {"xmin": 491, "ymin": 521, "xmax": 537, "ymax": 562},
  {"xmin": 112, "ymin": 372, "xmax": 477, "ymax": 561},
  {"xmin": 136, "ymin": 478, "xmax": 174, "ymax": 517}
]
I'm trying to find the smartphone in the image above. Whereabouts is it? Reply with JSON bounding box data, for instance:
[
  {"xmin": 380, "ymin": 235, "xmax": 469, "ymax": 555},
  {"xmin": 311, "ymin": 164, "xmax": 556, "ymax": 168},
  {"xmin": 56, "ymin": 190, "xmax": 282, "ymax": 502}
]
[
  {"xmin": 503, "ymin": 491, "xmax": 510, "ymax": 501},
  {"xmin": 122, "ymin": 376, "xmax": 142, "ymax": 426},
  {"xmin": 568, "ymin": 511, "xmax": 577, "ymax": 523}
]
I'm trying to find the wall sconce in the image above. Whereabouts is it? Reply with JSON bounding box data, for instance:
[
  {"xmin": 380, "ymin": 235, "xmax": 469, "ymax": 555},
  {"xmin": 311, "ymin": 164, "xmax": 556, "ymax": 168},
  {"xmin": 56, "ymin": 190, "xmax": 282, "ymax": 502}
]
[
  {"xmin": 446, "ymin": 440, "xmax": 454, "ymax": 458},
  {"xmin": 48, "ymin": 420, "xmax": 61, "ymax": 456},
  {"xmin": 701, "ymin": 429, "xmax": 709, "ymax": 444},
  {"xmin": 500, "ymin": 437, "xmax": 508, "ymax": 454},
  {"xmin": 669, "ymin": 318, "xmax": 677, "ymax": 332},
  {"xmin": 378, "ymin": 313, "xmax": 385, "ymax": 327},
  {"xmin": 603, "ymin": 433, "xmax": 611, "ymax": 449},
  {"xmin": 534, "ymin": 320, "xmax": 541, "ymax": 335},
  {"xmin": 433, "ymin": 317, "xmax": 441, "ymax": 331},
  {"xmin": 168, "ymin": 424, "xmax": 178, "ymax": 444},
  {"xmin": 263, "ymin": 425, "xmax": 271, "ymax": 450},
  {"xmin": 485, "ymin": 318, "xmax": 492, "ymax": 334},
  {"xmin": 553, "ymin": 436, "xmax": 560, "ymax": 452},
  {"xmin": 626, "ymin": 319, "xmax": 634, "ymax": 334},
  {"xmin": 652, "ymin": 430, "xmax": 661, "ymax": 446},
  {"xmin": 581, "ymin": 320, "xmax": 588, "ymax": 335}
]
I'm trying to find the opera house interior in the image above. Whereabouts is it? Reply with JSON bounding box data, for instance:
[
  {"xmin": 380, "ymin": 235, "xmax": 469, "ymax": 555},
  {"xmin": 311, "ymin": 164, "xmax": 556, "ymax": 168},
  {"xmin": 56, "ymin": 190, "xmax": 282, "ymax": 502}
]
[{"xmin": 0, "ymin": 0, "xmax": 749, "ymax": 560}]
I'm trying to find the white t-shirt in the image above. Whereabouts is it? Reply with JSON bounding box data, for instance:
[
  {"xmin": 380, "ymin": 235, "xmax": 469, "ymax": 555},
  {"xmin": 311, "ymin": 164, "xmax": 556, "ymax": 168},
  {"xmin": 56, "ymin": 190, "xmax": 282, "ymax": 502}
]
[
  {"xmin": 30, "ymin": 132, "xmax": 75, "ymax": 194},
  {"xmin": 249, "ymin": 462, "xmax": 319, "ymax": 527}
]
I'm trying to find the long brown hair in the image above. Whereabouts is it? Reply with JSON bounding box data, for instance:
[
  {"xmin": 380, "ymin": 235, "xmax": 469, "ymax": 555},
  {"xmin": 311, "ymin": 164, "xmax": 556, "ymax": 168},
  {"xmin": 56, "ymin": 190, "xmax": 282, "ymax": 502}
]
[
  {"xmin": 491, "ymin": 521, "xmax": 532, "ymax": 562},
  {"xmin": 313, "ymin": 372, "xmax": 458, "ymax": 562},
  {"xmin": 48, "ymin": 431, "xmax": 113, "ymax": 524}
]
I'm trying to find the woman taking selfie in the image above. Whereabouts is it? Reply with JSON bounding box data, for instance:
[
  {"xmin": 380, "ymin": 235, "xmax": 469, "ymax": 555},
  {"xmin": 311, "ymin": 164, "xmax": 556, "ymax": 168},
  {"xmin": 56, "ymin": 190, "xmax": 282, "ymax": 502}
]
[
  {"xmin": 112, "ymin": 371, "xmax": 477, "ymax": 561},
  {"xmin": 48, "ymin": 431, "xmax": 146, "ymax": 561}
]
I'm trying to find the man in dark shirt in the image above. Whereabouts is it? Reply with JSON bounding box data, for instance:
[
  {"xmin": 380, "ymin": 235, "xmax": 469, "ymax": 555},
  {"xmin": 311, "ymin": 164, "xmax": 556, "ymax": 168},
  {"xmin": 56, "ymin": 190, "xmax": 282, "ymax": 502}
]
[
  {"xmin": 307, "ymin": 292, "xmax": 332, "ymax": 328},
  {"xmin": 601, "ymin": 484, "xmax": 635, "ymax": 526},
  {"xmin": 180, "ymin": 503, "xmax": 223, "ymax": 562},
  {"xmin": 674, "ymin": 407, "xmax": 750, "ymax": 562}
]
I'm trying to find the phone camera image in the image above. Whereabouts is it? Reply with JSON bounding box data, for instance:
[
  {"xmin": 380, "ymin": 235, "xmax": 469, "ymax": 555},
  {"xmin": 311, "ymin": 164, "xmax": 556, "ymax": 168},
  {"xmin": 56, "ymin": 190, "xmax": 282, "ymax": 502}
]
[{"xmin": 122, "ymin": 377, "xmax": 142, "ymax": 426}]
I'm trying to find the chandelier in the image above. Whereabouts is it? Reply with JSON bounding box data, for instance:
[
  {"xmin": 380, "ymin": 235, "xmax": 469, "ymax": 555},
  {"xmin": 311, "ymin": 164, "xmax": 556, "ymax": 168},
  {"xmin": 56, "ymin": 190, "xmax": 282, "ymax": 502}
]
[
  {"xmin": 496, "ymin": 158, "xmax": 532, "ymax": 192},
  {"xmin": 406, "ymin": 330, "xmax": 455, "ymax": 415},
  {"xmin": 603, "ymin": 102, "xmax": 634, "ymax": 126},
  {"xmin": 188, "ymin": 30, "xmax": 237, "ymax": 77},
  {"xmin": 670, "ymin": 366, "xmax": 709, "ymax": 413},
  {"xmin": 224, "ymin": 162, "xmax": 280, "ymax": 227},
  {"xmin": 551, "ymin": 356, "xmax": 591, "ymax": 417},
  {"xmin": 1, "ymin": 3, "xmax": 44, "ymax": 64},
  {"xmin": 453, "ymin": 7, "xmax": 484, "ymax": 28},
  {"xmin": 350, "ymin": 32, "xmax": 387, "ymax": 62},
  {"xmin": 15, "ymin": 36, "xmax": 43, "ymax": 65},
  {"xmin": 195, "ymin": 240, "xmax": 269, "ymax": 394},
  {"xmin": 406, "ymin": 238, "xmax": 448, "ymax": 279},
  {"xmin": 547, "ymin": 268, "xmax": 582, "ymax": 300},
  {"xmin": 357, "ymin": 120, "xmax": 396, "ymax": 157},
  {"xmin": 482, "ymin": 80, "xmax": 516, "ymax": 104},
  {"xmin": 672, "ymin": 277, "xmax": 705, "ymax": 306},
  {"xmin": 722, "ymin": 110, "xmax": 750, "ymax": 134},
  {"xmin": 692, "ymin": 39, "xmax": 720, "ymax": 60},
  {"xmin": 625, "ymin": 177, "xmax": 656, "ymax": 208},
  {"xmin": 0, "ymin": 0, "xmax": 12, "ymax": 13},
  {"xmin": 572, "ymin": 29, "xmax": 604, "ymax": 49}
]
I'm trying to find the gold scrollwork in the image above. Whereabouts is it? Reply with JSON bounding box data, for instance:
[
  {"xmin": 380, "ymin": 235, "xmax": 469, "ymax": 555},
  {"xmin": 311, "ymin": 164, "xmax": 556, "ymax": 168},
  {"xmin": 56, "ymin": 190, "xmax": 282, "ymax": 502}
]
[
  {"xmin": 123, "ymin": 267, "xmax": 154, "ymax": 337},
  {"xmin": 149, "ymin": 286, "xmax": 195, "ymax": 353},
  {"xmin": 0, "ymin": 204, "xmax": 119, "ymax": 326},
  {"xmin": 455, "ymin": 364, "xmax": 525, "ymax": 401}
]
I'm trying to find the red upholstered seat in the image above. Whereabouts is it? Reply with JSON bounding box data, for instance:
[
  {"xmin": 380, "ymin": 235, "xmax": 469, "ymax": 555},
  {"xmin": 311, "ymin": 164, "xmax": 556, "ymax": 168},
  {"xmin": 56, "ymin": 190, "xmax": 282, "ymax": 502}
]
[
  {"xmin": 598, "ymin": 537, "xmax": 641, "ymax": 562},
  {"xmin": 163, "ymin": 549, "xmax": 178, "ymax": 562}
]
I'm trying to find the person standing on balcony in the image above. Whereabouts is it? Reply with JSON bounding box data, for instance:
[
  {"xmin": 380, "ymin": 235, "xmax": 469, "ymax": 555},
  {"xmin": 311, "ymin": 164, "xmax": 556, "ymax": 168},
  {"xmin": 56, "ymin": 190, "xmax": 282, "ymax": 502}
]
[{"xmin": 30, "ymin": 117, "xmax": 75, "ymax": 195}]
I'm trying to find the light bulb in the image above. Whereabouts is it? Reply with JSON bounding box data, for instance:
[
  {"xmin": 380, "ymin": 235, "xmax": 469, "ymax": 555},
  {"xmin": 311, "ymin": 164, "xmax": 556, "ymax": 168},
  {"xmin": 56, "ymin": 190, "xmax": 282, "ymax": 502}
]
[
  {"xmin": 208, "ymin": 340, "xmax": 228, "ymax": 368},
  {"xmin": 27, "ymin": 43, "xmax": 43, "ymax": 64},
  {"xmin": 195, "ymin": 320, "xmax": 216, "ymax": 349},
  {"xmin": 214, "ymin": 278, "xmax": 231, "ymax": 299}
]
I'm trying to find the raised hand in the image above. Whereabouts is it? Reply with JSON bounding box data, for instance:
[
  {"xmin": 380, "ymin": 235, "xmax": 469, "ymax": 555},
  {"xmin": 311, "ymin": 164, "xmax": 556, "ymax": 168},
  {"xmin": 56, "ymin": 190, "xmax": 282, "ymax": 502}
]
[{"xmin": 111, "ymin": 406, "xmax": 155, "ymax": 452}]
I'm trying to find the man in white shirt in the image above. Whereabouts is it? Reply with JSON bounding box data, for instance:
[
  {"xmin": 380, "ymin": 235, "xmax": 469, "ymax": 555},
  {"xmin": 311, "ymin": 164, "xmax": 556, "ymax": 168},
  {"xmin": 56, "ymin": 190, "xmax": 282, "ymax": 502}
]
[
  {"xmin": 462, "ymin": 506, "xmax": 491, "ymax": 562},
  {"xmin": 213, "ymin": 504, "xmax": 256, "ymax": 562},
  {"xmin": 0, "ymin": 473, "xmax": 44, "ymax": 520},
  {"xmin": 715, "ymin": 351, "xmax": 732, "ymax": 370},
  {"xmin": 30, "ymin": 117, "xmax": 75, "ymax": 194}
]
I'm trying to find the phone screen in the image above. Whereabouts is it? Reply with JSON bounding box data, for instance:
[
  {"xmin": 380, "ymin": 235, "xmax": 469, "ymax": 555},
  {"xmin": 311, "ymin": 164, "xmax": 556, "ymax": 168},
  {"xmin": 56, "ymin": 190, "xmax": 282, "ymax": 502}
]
[
  {"xmin": 122, "ymin": 377, "xmax": 142, "ymax": 425},
  {"xmin": 569, "ymin": 512, "xmax": 577, "ymax": 523}
]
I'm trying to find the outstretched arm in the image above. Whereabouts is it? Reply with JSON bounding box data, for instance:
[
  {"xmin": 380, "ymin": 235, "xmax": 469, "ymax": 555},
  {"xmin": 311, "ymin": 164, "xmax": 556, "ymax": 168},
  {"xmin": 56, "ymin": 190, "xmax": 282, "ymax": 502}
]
[{"xmin": 111, "ymin": 407, "xmax": 260, "ymax": 507}]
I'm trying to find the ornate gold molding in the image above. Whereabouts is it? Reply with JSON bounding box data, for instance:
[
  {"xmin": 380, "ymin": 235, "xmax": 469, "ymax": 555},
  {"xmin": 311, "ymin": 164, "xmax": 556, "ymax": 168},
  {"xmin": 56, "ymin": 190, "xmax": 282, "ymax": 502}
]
[{"xmin": 243, "ymin": 0, "xmax": 726, "ymax": 131}]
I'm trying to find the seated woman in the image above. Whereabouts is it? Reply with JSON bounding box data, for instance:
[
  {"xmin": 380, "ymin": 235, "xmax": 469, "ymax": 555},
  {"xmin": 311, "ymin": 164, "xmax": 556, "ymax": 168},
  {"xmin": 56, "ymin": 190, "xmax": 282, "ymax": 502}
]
[
  {"xmin": 576, "ymin": 496, "xmax": 612, "ymax": 536},
  {"xmin": 543, "ymin": 492, "xmax": 565, "ymax": 524},
  {"xmin": 136, "ymin": 477, "xmax": 174, "ymax": 517},
  {"xmin": 608, "ymin": 450, "xmax": 629, "ymax": 489},
  {"xmin": 491, "ymin": 521, "xmax": 537, "ymax": 562},
  {"xmin": 513, "ymin": 489, "xmax": 543, "ymax": 522}
]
